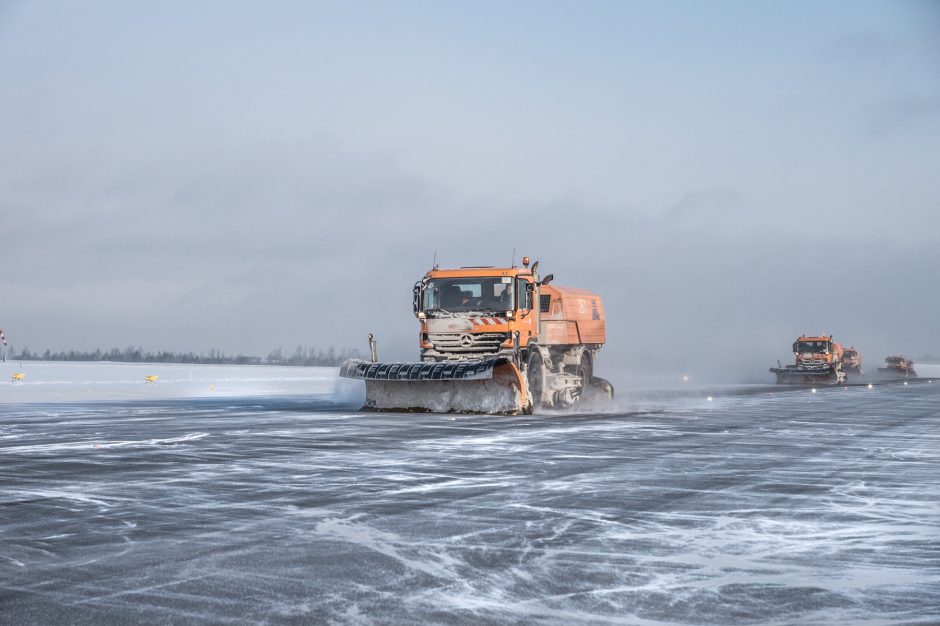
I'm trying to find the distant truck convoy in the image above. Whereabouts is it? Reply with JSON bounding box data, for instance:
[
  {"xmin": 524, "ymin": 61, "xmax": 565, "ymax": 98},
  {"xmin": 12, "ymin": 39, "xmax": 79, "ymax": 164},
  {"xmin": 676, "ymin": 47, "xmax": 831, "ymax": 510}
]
[
  {"xmin": 340, "ymin": 256, "xmax": 614, "ymax": 414},
  {"xmin": 770, "ymin": 334, "xmax": 847, "ymax": 384},
  {"xmin": 877, "ymin": 355, "xmax": 917, "ymax": 378}
]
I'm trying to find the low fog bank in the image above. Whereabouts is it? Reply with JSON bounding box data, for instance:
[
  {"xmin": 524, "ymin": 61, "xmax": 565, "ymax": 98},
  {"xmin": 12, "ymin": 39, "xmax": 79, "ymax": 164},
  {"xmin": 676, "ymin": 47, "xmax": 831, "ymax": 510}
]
[
  {"xmin": 4, "ymin": 119, "xmax": 935, "ymax": 381},
  {"xmin": 912, "ymin": 362, "xmax": 940, "ymax": 379},
  {"xmin": 2, "ymin": 360, "xmax": 933, "ymax": 409},
  {"xmin": 372, "ymin": 217, "xmax": 940, "ymax": 387},
  {"xmin": 3, "ymin": 189, "xmax": 937, "ymax": 387}
]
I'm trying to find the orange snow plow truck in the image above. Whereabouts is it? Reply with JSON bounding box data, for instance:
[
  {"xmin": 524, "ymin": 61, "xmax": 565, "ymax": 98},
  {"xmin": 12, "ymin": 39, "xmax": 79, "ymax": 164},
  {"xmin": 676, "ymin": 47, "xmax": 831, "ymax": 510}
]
[
  {"xmin": 770, "ymin": 334, "xmax": 846, "ymax": 384},
  {"xmin": 339, "ymin": 257, "xmax": 614, "ymax": 414}
]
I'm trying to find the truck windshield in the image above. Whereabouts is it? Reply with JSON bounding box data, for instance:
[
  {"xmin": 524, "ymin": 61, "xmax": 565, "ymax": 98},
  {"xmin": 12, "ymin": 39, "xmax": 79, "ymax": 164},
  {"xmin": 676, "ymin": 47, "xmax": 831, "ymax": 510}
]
[
  {"xmin": 423, "ymin": 277, "xmax": 514, "ymax": 314},
  {"xmin": 794, "ymin": 341, "xmax": 830, "ymax": 353}
]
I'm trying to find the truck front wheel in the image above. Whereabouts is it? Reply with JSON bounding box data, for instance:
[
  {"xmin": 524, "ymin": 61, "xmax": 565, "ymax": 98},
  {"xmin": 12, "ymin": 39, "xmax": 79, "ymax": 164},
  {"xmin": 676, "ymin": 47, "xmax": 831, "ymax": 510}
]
[{"xmin": 527, "ymin": 351, "xmax": 545, "ymax": 410}]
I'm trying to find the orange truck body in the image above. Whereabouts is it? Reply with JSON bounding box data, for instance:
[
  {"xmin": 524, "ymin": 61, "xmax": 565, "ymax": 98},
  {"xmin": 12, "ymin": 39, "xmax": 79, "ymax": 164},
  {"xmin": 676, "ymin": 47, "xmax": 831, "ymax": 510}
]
[{"xmin": 539, "ymin": 285, "xmax": 606, "ymax": 346}]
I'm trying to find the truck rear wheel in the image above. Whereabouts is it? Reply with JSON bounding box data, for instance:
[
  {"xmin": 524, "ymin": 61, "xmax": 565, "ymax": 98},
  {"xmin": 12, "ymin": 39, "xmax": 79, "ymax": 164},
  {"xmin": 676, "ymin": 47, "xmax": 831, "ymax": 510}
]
[{"xmin": 577, "ymin": 353, "xmax": 593, "ymax": 400}]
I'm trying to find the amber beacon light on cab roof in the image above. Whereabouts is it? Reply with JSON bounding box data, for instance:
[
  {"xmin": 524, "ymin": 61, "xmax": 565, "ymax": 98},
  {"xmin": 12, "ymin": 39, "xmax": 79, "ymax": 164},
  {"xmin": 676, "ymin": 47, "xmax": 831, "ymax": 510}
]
[{"xmin": 340, "ymin": 256, "xmax": 614, "ymax": 414}]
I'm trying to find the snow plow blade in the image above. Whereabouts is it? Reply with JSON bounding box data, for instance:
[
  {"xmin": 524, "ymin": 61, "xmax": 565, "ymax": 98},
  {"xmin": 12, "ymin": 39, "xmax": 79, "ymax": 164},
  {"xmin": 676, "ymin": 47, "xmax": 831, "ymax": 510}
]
[
  {"xmin": 339, "ymin": 357, "xmax": 528, "ymax": 414},
  {"xmin": 770, "ymin": 366, "xmax": 845, "ymax": 385}
]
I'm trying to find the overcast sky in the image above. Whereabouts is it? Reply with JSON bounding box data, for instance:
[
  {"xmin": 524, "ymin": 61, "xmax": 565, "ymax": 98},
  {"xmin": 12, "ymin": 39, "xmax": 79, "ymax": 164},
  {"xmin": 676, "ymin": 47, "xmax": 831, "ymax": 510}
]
[{"xmin": 1, "ymin": 1, "xmax": 938, "ymax": 382}]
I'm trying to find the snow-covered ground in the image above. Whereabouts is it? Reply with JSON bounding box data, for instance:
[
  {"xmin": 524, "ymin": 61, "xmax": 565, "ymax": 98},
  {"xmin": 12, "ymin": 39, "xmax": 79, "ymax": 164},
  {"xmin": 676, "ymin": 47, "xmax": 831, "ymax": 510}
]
[
  {"xmin": 0, "ymin": 360, "xmax": 342, "ymax": 403},
  {"xmin": 1, "ymin": 362, "xmax": 938, "ymax": 624}
]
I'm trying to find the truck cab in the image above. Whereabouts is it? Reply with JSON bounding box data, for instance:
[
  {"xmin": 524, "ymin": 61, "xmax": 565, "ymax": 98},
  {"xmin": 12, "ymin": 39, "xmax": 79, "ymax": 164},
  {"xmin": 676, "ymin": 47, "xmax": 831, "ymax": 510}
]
[
  {"xmin": 842, "ymin": 347, "xmax": 862, "ymax": 374},
  {"xmin": 792, "ymin": 335, "xmax": 843, "ymax": 370},
  {"xmin": 414, "ymin": 266, "xmax": 537, "ymax": 362},
  {"xmin": 771, "ymin": 334, "xmax": 847, "ymax": 384}
]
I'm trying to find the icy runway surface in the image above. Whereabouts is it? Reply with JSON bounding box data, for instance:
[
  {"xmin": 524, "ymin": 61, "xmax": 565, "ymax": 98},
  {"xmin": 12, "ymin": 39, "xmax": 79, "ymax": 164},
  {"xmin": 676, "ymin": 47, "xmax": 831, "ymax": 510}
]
[{"xmin": 2, "ymin": 373, "xmax": 939, "ymax": 623}]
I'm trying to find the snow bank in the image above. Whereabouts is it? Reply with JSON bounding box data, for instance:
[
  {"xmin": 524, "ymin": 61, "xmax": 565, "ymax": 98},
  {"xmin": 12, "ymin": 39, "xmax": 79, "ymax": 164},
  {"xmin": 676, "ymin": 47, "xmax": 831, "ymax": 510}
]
[{"xmin": 0, "ymin": 360, "xmax": 339, "ymax": 403}]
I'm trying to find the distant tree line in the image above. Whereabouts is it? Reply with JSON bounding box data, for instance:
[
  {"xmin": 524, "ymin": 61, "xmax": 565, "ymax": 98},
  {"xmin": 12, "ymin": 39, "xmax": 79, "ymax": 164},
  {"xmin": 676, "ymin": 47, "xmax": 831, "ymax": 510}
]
[{"xmin": 3, "ymin": 345, "xmax": 361, "ymax": 366}]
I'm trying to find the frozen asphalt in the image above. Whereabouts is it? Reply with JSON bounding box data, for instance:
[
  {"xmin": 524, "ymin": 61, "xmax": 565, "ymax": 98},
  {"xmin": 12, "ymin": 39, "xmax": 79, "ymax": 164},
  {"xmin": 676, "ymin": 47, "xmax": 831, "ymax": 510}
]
[{"xmin": 1, "ymin": 381, "xmax": 939, "ymax": 624}]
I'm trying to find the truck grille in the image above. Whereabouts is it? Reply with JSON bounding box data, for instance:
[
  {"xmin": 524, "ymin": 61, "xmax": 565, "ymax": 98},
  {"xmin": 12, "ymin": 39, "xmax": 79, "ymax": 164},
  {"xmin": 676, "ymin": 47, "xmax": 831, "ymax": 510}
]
[
  {"xmin": 799, "ymin": 359, "xmax": 826, "ymax": 367},
  {"xmin": 428, "ymin": 332, "xmax": 508, "ymax": 355},
  {"xmin": 797, "ymin": 357, "xmax": 827, "ymax": 369}
]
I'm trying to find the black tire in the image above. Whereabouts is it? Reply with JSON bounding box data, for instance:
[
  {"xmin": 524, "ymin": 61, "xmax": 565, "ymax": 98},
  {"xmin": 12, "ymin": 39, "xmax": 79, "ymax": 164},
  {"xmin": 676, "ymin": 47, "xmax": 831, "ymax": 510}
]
[
  {"xmin": 577, "ymin": 353, "xmax": 593, "ymax": 399},
  {"xmin": 527, "ymin": 350, "xmax": 545, "ymax": 410}
]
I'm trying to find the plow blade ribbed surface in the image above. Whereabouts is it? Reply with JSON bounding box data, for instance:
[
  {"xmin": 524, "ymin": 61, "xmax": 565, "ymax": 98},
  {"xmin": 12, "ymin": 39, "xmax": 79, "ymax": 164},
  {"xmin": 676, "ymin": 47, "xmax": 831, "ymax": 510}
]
[
  {"xmin": 770, "ymin": 366, "xmax": 841, "ymax": 384},
  {"xmin": 339, "ymin": 358, "xmax": 528, "ymax": 414}
]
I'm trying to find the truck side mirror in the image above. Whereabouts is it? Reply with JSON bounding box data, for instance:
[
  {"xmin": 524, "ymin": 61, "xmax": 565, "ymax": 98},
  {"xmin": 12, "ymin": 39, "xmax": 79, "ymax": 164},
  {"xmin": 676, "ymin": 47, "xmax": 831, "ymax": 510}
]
[
  {"xmin": 524, "ymin": 282, "xmax": 534, "ymax": 310},
  {"xmin": 412, "ymin": 282, "xmax": 422, "ymax": 314}
]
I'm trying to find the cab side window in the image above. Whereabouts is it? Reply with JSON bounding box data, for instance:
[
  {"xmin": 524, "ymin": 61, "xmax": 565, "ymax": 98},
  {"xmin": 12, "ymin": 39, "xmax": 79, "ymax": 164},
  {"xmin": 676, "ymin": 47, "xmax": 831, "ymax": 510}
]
[{"xmin": 516, "ymin": 278, "xmax": 531, "ymax": 310}]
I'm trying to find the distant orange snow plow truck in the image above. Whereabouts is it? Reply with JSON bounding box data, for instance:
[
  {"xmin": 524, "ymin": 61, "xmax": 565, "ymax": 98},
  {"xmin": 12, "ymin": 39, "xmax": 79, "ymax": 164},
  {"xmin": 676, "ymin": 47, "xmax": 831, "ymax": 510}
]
[
  {"xmin": 339, "ymin": 257, "xmax": 614, "ymax": 414},
  {"xmin": 770, "ymin": 334, "xmax": 847, "ymax": 384},
  {"xmin": 842, "ymin": 347, "xmax": 863, "ymax": 377}
]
